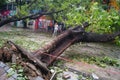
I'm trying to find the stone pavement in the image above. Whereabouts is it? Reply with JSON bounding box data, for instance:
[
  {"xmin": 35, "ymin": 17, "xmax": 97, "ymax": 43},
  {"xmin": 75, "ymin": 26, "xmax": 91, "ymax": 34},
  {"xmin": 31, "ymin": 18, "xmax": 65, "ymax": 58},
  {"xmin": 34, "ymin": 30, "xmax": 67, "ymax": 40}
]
[
  {"xmin": 0, "ymin": 61, "xmax": 44, "ymax": 80},
  {"xmin": 0, "ymin": 61, "xmax": 17, "ymax": 80}
]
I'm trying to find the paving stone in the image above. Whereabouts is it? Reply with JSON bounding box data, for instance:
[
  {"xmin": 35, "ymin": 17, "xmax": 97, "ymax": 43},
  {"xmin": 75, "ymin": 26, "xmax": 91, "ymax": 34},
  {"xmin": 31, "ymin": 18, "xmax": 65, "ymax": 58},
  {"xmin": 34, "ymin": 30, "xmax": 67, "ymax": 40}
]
[
  {"xmin": 0, "ymin": 62, "xmax": 6, "ymax": 67},
  {"xmin": 12, "ymin": 73, "xmax": 18, "ymax": 79},
  {"xmin": 0, "ymin": 62, "xmax": 18, "ymax": 80},
  {"xmin": 6, "ymin": 68, "xmax": 14, "ymax": 73},
  {"xmin": 4, "ymin": 66, "xmax": 10, "ymax": 71},
  {"xmin": 0, "ymin": 67, "xmax": 6, "ymax": 76},
  {"xmin": 7, "ymin": 77, "xmax": 15, "ymax": 80},
  {"xmin": 0, "ymin": 73, "xmax": 7, "ymax": 80},
  {"xmin": 35, "ymin": 76, "xmax": 44, "ymax": 80}
]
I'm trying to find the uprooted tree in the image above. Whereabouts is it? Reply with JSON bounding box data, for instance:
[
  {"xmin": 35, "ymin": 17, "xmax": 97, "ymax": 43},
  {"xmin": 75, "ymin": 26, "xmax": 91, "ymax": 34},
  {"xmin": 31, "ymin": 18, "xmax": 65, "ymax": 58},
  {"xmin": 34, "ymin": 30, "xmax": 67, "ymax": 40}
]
[{"xmin": 0, "ymin": 22, "xmax": 120, "ymax": 80}]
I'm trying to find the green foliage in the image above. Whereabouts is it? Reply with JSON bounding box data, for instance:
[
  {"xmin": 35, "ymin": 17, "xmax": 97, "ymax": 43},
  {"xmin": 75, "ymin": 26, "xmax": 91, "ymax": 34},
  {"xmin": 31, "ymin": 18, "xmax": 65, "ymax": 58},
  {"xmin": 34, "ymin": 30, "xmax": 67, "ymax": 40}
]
[
  {"xmin": 67, "ymin": 53, "xmax": 120, "ymax": 68},
  {"xmin": 116, "ymin": 37, "xmax": 120, "ymax": 46},
  {"xmin": 44, "ymin": 0, "xmax": 120, "ymax": 35},
  {"xmin": 0, "ymin": 0, "xmax": 7, "ymax": 7},
  {"xmin": 85, "ymin": 2, "xmax": 120, "ymax": 34},
  {"xmin": 84, "ymin": 56, "xmax": 120, "ymax": 68},
  {"xmin": 18, "ymin": 4, "xmax": 29, "ymax": 17},
  {"xmin": 1, "ymin": 0, "xmax": 120, "ymax": 34},
  {"xmin": 54, "ymin": 60, "xmax": 65, "ymax": 67},
  {"xmin": 19, "ymin": 0, "xmax": 120, "ymax": 47},
  {"xmin": 7, "ymin": 68, "xmax": 16, "ymax": 78},
  {"xmin": 78, "ymin": 74, "xmax": 93, "ymax": 80},
  {"xmin": 15, "ymin": 39, "xmax": 40, "ymax": 50},
  {"xmin": 116, "ymin": 0, "xmax": 120, "ymax": 7},
  {"xmin": 2, "ymin": 0, "xmax": 120, "ymax": 36},
  {"xmin": 11, "ymin": 63, "xmax": 28, "ymax": 80},
  {"xmin": 7, "ymin": 63, "xmax": 27, "ymax": 80}
]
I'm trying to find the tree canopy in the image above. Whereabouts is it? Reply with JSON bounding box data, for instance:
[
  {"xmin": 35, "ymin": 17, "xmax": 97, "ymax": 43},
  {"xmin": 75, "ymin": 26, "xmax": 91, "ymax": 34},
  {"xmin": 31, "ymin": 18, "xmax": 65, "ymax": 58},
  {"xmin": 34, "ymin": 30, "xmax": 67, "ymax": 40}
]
[
  {"xmin": 0, "ymin": 0, "xmax": 120, "ymax": 34},
  {"xmin": 0, "ymin": 0, "xmax": 7, "ymax": 8}
]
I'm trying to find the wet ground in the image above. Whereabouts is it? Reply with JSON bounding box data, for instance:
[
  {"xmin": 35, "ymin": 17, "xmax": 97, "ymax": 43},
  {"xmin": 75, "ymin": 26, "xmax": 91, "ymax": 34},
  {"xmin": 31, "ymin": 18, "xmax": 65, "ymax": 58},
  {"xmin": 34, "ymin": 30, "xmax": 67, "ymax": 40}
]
[{"xmin": 0, "ymin": 25, "xmax": 120, "ymax": 80}]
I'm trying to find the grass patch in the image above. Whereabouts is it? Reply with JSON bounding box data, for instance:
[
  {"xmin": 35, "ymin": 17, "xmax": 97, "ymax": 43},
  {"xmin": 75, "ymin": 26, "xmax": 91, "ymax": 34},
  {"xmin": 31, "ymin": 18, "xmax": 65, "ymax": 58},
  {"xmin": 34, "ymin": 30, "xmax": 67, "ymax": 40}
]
[
  {"xmin": 66, "ymin": 53, "xmax": 120, "ymax": 68},
  {"xmin": 0, "ymin": 30, "xmax": 46, "ymax": 51},
  {"xmin": 14, "ymin": 39, "xmax": 40, "ymax": 50}
]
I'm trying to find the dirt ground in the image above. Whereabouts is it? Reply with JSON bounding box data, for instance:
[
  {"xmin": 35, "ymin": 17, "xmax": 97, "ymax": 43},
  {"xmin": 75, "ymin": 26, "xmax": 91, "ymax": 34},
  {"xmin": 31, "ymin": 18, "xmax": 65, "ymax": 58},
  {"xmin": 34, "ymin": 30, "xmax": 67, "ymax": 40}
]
[{"xmin": 0, "ymin": 25, "xmax": 120, "ymax": 80}]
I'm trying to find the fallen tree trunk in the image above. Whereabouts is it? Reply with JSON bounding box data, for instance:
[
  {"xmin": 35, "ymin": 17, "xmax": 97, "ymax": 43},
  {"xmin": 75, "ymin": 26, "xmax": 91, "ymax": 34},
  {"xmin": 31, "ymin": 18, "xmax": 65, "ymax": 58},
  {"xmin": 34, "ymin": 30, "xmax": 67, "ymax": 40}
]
[
  {"xmin": 0, "ymin": 22, "xmax": 120, "ymax": 79},
  {"xmin": 33, "ymin": 22, "xmax": 120, "ymax": 66}
]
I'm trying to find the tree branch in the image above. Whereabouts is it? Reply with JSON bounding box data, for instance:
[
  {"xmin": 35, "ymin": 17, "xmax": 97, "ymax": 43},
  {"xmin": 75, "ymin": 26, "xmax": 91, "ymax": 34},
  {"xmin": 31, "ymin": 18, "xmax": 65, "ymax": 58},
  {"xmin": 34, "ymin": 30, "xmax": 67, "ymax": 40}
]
[
  {"xmin": 0, "ymin": 9, "xmax": 64, "ymax": 27},
  {"xmin": 79, "ymin": 32, "xmax": 120, "ymax": 42}
]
